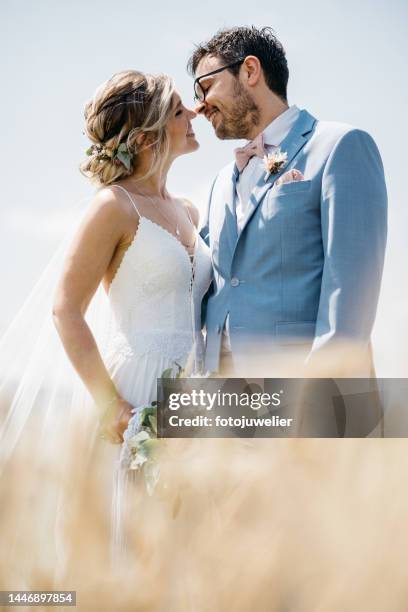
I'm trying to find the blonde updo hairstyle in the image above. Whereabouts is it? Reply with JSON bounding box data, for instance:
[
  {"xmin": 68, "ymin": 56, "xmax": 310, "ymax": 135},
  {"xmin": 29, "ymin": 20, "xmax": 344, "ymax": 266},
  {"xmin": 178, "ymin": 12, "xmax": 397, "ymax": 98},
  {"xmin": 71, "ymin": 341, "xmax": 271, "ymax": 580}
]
[{"xmin": 80, "ymin": 70, "xmax": 175, "ymax": 186}]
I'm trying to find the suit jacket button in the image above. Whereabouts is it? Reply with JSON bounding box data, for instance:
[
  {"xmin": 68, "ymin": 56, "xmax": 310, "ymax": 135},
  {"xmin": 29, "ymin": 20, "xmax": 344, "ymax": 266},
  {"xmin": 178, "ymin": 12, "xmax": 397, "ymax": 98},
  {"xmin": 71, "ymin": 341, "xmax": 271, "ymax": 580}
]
[{"xmin": 231, "ymin": 277, "xmax": 240, "ymax": 287}]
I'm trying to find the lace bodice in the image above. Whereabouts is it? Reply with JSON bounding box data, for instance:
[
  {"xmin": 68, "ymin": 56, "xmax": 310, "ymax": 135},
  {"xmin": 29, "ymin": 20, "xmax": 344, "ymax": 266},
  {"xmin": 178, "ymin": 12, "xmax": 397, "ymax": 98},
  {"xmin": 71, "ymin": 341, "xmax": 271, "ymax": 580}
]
[{"xmin": 104, "ymin": 187, "xmax": 212, "ymax": 371}]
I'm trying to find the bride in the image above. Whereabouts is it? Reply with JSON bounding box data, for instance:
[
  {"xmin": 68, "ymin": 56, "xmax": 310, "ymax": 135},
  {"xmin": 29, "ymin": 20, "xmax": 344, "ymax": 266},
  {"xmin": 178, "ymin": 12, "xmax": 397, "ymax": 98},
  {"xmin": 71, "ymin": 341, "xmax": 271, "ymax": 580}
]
[
  {"xmin": 0, "ymin": 69, "xmax": 212, "ymax": 572},
  {"xmin": 52, "ymin": 70, "xmax": 212, "ymax": 446}
]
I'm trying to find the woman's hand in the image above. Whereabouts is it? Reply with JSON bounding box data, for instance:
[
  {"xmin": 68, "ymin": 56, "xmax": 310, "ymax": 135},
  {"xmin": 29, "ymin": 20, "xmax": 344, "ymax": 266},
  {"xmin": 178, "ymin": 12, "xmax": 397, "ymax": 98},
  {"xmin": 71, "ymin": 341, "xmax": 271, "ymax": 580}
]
[{"xmin": 99, "ymin": 398, "xmax": 135, "ymax": 444}]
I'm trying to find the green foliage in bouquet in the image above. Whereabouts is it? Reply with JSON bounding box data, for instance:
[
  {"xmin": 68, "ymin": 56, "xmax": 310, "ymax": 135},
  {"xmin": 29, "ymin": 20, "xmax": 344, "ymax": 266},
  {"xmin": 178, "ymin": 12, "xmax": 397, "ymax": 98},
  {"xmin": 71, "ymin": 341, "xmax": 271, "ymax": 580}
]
[{"xmin": 126, "ymin": 364, "xmax": 183, "ymax": 493}]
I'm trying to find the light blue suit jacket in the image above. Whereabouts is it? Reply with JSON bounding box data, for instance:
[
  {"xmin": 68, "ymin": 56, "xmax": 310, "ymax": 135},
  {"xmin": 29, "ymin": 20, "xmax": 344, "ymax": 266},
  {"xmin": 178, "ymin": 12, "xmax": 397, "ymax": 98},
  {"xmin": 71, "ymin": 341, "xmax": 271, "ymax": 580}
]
[{"xmin": 200, "ymin": 109, "xmax": 387, "ymax": 374}]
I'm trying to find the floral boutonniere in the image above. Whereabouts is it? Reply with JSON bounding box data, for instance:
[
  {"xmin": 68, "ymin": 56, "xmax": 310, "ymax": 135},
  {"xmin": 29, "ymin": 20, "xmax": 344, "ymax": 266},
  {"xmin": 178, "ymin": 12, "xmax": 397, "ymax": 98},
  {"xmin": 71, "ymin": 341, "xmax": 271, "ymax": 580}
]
[{"xmin": 263, "ymin": 149, "xmax": 288, "ymax": 181}]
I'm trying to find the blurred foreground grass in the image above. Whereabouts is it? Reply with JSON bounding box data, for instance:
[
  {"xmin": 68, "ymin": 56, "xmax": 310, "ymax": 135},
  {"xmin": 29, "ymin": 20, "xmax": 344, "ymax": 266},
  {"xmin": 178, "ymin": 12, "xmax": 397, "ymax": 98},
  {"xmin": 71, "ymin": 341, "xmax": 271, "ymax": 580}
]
[{"xmin": 1, "ymin": 422, "xmax": 408, "ymax": 611}]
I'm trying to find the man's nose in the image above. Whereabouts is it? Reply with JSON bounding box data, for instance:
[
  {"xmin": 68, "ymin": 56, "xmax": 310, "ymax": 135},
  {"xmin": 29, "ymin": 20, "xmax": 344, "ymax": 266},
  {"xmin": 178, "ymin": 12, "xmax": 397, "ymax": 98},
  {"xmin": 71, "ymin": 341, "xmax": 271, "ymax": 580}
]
[
  {"xmin": 194, "ymin": 101, "xmax": 206, "ymax": 114},
  {"xmin": 188, "ymin": 108, "xmax": 197, "ymax": 120}
]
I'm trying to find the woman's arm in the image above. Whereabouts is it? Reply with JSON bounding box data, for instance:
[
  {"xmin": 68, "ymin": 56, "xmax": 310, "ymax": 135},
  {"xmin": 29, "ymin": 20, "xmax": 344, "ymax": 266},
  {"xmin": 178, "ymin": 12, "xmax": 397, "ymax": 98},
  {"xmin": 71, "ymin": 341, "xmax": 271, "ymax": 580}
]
[{"xmin": 52, "ymin": 188, "xmax": 135, "ymax": 441}]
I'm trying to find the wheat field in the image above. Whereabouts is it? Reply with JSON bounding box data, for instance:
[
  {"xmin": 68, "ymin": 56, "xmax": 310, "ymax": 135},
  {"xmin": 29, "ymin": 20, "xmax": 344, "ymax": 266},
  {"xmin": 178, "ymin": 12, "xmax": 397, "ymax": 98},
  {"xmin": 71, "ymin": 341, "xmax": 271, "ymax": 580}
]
[{"xmin": 1, "ymin": 413, "xmax": 408, "ymax": 612}]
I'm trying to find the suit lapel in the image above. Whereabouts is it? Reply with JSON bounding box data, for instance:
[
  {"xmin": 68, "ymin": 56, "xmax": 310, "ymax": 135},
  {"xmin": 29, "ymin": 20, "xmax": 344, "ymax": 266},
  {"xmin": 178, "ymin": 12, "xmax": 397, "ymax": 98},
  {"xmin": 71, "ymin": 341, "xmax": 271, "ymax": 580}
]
[
  {"xmin": 220, "ymin": 163, "xmax": 239, "ymax": 253},
  {"xmin": 236, "ymin": 109, "xmax": 317, "ymax": 240}
]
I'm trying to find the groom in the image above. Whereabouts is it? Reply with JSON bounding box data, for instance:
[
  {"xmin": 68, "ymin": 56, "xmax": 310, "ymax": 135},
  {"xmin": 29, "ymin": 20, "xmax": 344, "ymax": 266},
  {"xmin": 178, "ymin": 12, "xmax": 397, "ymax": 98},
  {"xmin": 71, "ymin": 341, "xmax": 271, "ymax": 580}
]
[{"xmin": 188, "ymin": 26, "xmax": 387, "ymax": 377}]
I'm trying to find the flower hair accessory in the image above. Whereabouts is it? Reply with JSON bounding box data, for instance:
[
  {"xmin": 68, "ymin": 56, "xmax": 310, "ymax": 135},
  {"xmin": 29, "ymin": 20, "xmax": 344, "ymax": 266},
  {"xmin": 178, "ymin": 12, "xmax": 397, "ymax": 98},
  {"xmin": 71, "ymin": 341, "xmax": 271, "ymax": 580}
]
[
  {"xmin": 263, "ymin": 148, "xmax": 288, "ymax": 181},
  {"xmin": 86, "ymin": 142, "xmax": 133, "ymax": 171}
]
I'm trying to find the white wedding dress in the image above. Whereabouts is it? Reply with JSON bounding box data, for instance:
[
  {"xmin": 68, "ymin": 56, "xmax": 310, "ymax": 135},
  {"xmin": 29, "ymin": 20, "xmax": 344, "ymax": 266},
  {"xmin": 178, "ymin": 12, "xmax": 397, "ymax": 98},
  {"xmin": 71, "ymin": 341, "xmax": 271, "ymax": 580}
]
[{"xmin": 103, "ymin": 185, "xmax": 212, "ymax": 559}]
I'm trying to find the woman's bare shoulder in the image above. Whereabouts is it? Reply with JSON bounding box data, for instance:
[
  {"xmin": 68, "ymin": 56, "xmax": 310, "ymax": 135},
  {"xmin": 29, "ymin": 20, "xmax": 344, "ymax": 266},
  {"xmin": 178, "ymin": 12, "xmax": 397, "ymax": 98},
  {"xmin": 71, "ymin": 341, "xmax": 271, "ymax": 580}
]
[
  {"xmin": 83, "ymin": 185, "xmax": 138, "ymax": 228},
  {"xmin": 91, "ymin": 185, "xmax": 134, "ymax": 214}
]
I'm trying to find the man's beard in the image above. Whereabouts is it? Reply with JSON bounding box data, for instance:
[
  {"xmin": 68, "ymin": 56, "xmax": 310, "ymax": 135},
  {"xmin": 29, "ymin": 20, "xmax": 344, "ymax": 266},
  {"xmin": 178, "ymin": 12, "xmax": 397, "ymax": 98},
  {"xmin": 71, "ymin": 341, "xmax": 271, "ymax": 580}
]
[{"xmin": 214, "ymin": 81, "xmax": 260, "ymax": 140}]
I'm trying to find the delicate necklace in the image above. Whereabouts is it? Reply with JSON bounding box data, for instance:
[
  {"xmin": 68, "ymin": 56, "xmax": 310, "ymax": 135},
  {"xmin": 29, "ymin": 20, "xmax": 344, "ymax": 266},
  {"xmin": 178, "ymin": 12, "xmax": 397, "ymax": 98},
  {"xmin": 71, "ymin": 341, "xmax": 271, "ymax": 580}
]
[{"xmin": 136, "ymin": 191, "xmax": 194, "ymax": 248}]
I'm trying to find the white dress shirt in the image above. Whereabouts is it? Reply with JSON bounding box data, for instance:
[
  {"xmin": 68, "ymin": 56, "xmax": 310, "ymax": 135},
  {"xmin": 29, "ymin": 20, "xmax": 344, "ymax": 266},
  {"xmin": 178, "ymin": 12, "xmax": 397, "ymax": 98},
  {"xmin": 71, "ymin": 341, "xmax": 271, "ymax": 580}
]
[
  {"xmin": 221, "ymin": 105, "xmax": 300, "ymax": 355},
  {"xmin": 235, "ymin": 105, "xmax": 300, "ymax": 231}
]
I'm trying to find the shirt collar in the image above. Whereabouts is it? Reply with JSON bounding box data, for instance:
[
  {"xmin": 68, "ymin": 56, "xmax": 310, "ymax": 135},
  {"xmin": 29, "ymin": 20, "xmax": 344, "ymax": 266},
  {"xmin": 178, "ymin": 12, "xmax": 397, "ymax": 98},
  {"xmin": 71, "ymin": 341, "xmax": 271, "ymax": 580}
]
[{"xmin": 262, "ymin": 105, "xmax": 300, "ymax": 147}]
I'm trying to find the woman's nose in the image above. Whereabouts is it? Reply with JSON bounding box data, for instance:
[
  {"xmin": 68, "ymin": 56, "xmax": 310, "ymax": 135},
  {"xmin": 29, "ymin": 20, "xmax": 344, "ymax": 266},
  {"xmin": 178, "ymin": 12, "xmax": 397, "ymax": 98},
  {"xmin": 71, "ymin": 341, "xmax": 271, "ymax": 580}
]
[{"xmin": 188, "ymin": 108, "xmax": 198, "ymax": 120}]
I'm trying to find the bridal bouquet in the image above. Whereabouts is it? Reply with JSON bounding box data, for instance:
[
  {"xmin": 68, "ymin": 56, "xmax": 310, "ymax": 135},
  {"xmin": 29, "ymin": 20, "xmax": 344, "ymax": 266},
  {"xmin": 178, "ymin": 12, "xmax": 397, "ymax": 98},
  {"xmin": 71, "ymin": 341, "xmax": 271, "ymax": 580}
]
[{"xmin": 119, "ymin": 364, "xmax": 183, "ymax": 495}]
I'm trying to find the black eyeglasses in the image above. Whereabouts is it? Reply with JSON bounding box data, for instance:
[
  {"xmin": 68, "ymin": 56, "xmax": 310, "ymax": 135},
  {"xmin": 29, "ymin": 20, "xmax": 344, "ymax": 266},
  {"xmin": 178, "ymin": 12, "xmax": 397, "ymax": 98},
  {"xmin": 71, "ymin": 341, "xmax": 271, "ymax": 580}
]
[{"xmin": 193, "ymin": 58, "xmax": 246, "ymax": 103}]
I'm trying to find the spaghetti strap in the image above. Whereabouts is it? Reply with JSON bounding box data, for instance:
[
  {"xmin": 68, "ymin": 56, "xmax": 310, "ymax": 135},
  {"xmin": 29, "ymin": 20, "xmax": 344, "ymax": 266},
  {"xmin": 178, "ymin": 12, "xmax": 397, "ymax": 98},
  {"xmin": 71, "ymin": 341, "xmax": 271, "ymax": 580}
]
[
  {"xmin": 111, "ymin": 184, "xmax": 142, "ymax": 217},
  {"xmin": 182, "ymin": 198, "xmax": 196, "ymax": 230}
]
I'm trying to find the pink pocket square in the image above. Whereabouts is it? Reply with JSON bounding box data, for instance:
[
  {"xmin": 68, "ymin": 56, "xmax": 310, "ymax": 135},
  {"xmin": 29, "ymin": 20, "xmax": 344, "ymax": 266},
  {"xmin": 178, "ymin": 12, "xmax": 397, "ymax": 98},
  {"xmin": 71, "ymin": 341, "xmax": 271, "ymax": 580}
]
[{"xmin": 274, "ymin": 169, "xmax": 304, "ymax": 187}]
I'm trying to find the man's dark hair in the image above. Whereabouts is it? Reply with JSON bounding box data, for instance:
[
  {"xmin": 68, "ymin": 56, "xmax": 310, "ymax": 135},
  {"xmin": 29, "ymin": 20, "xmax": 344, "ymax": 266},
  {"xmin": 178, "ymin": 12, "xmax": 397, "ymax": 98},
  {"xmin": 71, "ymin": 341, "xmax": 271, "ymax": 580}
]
[{"xmin": 187, "ymin": 26, "xmax": 289, "ymax": 102}]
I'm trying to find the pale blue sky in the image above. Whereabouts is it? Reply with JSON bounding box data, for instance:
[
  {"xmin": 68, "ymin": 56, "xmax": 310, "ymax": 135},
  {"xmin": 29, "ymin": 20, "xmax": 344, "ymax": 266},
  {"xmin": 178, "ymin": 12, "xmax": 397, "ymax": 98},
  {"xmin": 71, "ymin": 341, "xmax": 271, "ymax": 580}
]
[{"xmin": 1, "ymin": 0, "xmax": 407, "ymax": 373}]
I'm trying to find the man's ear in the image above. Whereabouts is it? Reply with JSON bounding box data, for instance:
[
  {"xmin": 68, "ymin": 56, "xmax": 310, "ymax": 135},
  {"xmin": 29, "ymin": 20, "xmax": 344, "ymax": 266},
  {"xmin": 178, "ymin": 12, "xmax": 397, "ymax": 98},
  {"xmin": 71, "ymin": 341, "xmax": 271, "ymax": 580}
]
[{"xmin": 241, "ymin": 55, "xmax": 262, "ymax": 87}]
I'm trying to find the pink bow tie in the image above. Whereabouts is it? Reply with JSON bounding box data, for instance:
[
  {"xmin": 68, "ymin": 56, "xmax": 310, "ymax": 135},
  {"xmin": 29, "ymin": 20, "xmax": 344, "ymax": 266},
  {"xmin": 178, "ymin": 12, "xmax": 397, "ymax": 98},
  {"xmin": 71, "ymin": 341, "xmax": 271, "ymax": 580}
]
[{"xmin": 234, "ymin": 133, "xmax": 265, "ymax": 173}]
